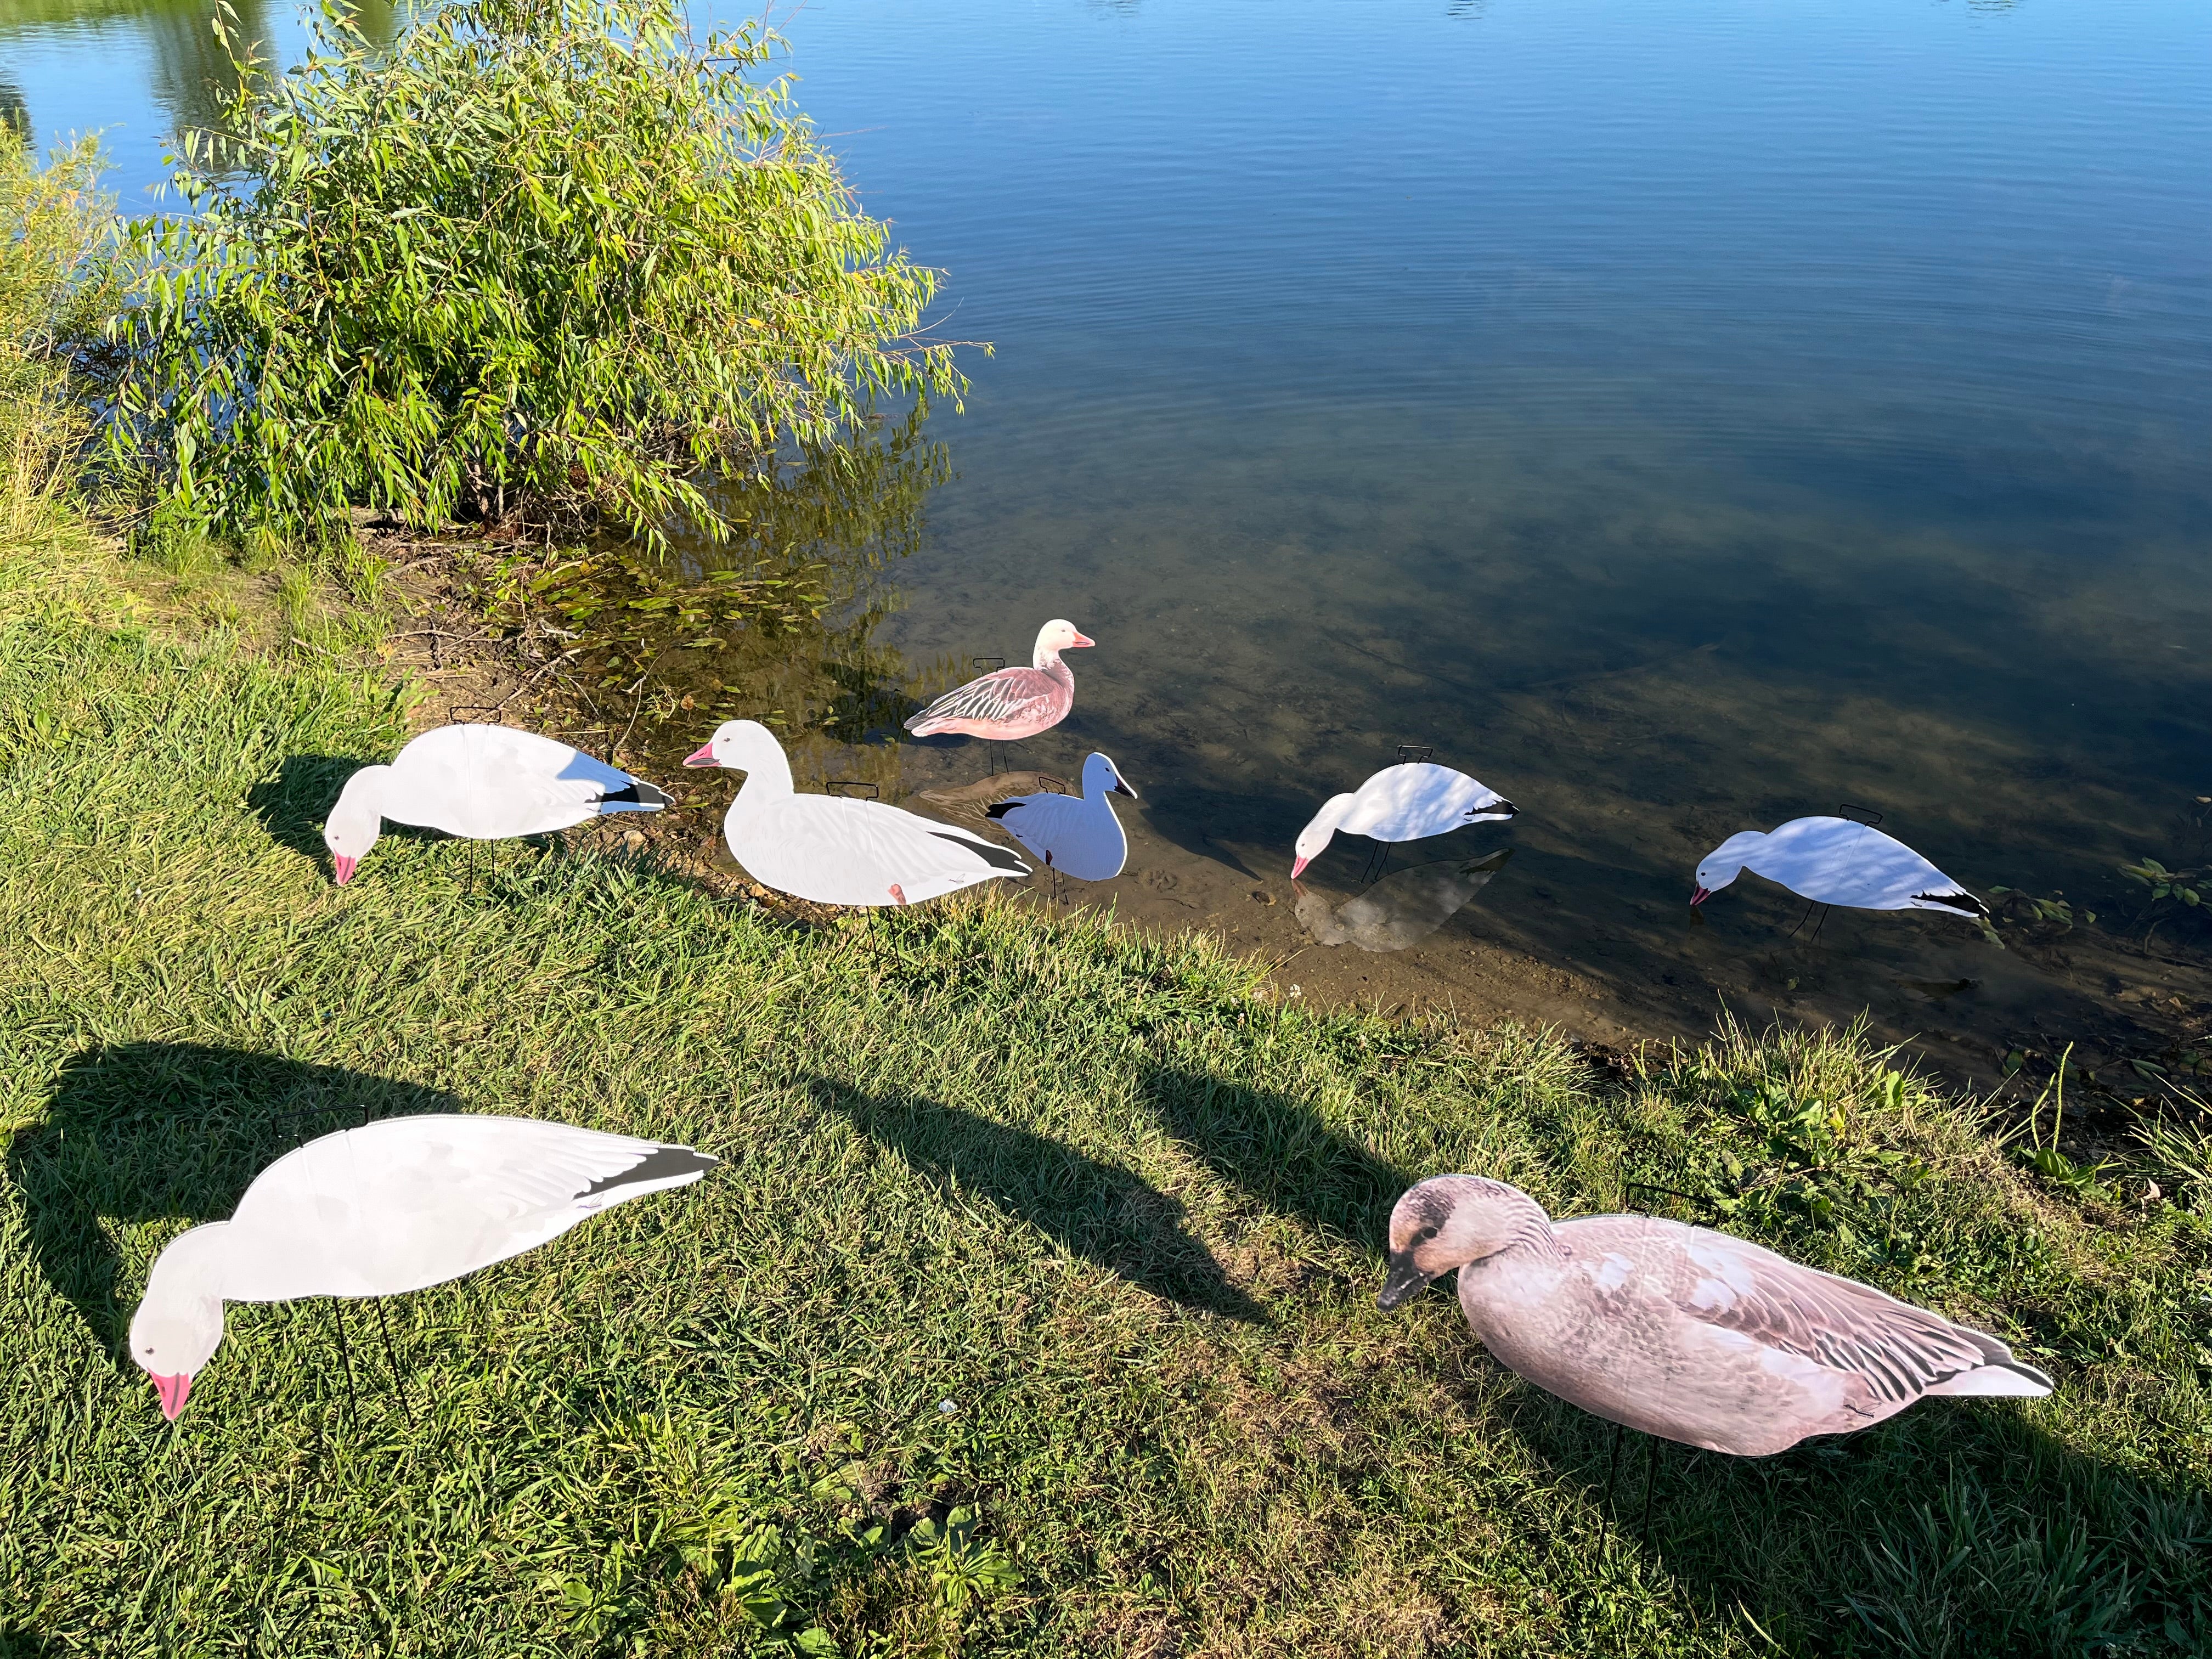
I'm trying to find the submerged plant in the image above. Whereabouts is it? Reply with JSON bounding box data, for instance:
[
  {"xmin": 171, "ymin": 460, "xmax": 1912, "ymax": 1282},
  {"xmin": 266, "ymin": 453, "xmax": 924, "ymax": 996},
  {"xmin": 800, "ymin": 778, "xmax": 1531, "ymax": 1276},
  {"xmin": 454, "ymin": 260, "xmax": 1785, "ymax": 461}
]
[{"xmin": 103, "ymin": 0, "xmax": 968, "ymax": 556}]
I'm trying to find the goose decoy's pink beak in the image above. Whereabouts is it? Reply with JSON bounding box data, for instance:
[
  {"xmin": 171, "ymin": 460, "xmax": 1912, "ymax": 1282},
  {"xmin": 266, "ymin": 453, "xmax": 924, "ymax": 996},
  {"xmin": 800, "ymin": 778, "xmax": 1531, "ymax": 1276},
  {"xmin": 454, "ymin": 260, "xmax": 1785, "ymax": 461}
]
[
  {"xmin": 1291, "ymin": 855, "xmax": 1311, "ymax": 879},
  {"xmin": 1069, "ymin": 631, "xmax": 1096, "ymax": 648},
  {"xmin": 151, "ymin": 1372, "xmax": 192, "ymax": 1420},
  {"xmin": 1690, "ymin": 885, "xmax": 1711, "ymax": 906},
  {"xmin": 682, "ymin": 743, "xmax": 719, "ymax": 768},
  {"xmin": 332, "ymin": 855, "xmax": 358, "ymax": 887}
]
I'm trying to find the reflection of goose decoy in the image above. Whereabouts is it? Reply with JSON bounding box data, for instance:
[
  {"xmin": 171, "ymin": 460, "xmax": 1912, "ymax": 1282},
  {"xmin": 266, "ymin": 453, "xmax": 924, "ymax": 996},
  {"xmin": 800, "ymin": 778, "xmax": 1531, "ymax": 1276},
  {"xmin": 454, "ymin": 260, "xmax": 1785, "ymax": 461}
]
[
  {"xmin": 1293, "ymin": 849, "xmax": 1512, "ymax": 952},
  {"xmin": 1692, "ymin": 817, "xmax": 1989, "ymax": 923},
  {"xmin": 903, "ymin": 619, "xmax": 1093, "ymax": 741},
  {"xmin": 1378, "ymin": 1174, "xmax": 2051, "ymax": 1457},
  {"xmin": 916, "ymin": 770, "xmax": 1073, "ymax": 823},
  {"xmin": 322, "ymin": 724, "xmax": 670, "ymax": 885},
  {"xmin": 685, "ymin": 720, "xmax": 1028, "ymax": 906},
  {"xmin": 985, "ymin": 752, "xmax": 1138, "ymax": 882},
  {"xmin": 1291, "ymin": 761, "xmax": 1516, "ymax": 878},
  {"xmin": 131, "ymin": 1115, "xmax": 717, "ymax": 1419}
]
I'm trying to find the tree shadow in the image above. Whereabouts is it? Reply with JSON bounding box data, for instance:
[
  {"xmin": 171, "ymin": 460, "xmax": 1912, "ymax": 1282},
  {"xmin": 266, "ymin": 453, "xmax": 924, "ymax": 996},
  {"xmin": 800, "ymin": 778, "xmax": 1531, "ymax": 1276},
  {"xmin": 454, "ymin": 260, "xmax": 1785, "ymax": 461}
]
[
  {"xmin": 1139, "ymin": 1062, "xmax": 1409, "ymax": 1255},
  {"xmin": 802, "ymin": 1075, "xmax": 1263, "ymax": 1323},
  {"xmin": 8, "ymin": 1042, "xmax": 463, "ymax": 1362}
]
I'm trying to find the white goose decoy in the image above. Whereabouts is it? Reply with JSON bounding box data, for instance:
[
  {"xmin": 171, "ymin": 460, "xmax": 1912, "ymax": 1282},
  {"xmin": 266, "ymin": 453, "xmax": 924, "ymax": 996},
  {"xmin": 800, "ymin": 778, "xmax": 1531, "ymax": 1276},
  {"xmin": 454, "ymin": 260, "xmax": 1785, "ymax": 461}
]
[
  {"xmin": 983, "ymin": 752, "xmax": 1138, "ymax": 881},
  {"xmin": 1291, "ymin": 761, "xmax": 1516, "ymax": 878},
  {"xmin": 1692, "ymin": 817, "xmax": 1988, "ymax": 922},
  {"xmin": 684, "ymin": 719, "xmax": 1028, "ymax": 906},
  {"xmin": 129, "ymin": 1115, "xmax": 717, "ymax": 1419},
  {"xmin": 323, "ymin": 724, "xmax": 670, "ymax": 885},
  {"xmin": 1379, "ymin": 1175, "xmax": 2050, "ymax": 1456}
]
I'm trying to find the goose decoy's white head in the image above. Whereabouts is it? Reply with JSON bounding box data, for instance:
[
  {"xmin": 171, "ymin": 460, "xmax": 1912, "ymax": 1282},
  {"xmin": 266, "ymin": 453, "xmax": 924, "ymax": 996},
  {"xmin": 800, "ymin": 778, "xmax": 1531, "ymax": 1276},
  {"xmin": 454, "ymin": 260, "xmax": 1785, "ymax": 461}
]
[
  {"xmin": 682, "ymin": 719, "xmax": 790, "ymax": 778},
  {"xmin": 322, "ymin": 768, "xmax": 392, "ymax": 885},
  {"xmin": 1691, "ymin": 830, "xmax": 1767, "ymax": 905}
]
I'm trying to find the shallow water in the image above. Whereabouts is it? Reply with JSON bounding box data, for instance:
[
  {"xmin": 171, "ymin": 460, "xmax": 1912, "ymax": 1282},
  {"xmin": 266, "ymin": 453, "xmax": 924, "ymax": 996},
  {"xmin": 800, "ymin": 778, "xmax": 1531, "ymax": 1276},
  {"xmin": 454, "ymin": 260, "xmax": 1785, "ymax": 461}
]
[{"xmin": 9, "ymin": 0, "xmax": 2212, "ymax": 1082}]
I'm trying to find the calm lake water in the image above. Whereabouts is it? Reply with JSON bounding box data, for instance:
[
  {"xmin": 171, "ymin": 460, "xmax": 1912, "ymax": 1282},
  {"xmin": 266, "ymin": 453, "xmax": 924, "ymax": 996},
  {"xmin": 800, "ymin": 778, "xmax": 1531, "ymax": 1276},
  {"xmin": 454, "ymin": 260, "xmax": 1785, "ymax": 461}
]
[{"xmin": 8, "ymin": 0, "xmax": 2211, "ymax": 1073}]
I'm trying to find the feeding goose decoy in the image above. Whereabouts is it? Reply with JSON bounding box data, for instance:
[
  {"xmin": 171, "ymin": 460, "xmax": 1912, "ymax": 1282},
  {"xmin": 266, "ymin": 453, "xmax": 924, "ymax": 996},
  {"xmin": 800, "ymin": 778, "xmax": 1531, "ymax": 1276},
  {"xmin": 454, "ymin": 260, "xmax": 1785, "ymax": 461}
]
[
  {"xmin": 1291, "ymin": 761, "xmax": 1516, "ymax": 879},
  {"xmin": 903, "ymin": 619, "xmax": 1093, "ymax": 742},
  {"xmin": 321, "ymin": 723, "xmax": 669, "ymax": 885},
  {"xmin": 1378, "ymin": 1175, "xmax": 2050, "ymax": 1456},
  {"xmin": 1691, "ymin": 817, "xmax": 1989, "ymax": 924},
  {"xmin": 130, "ymin": 1115, "xmax": 717, "ymax": 1420},
  {"xmin": 685, "ymin": 719, "xmax": 1028, "ymax": 906},
  {"xmin": 985, "ymin": 752, "xmax": 1138, "ymax": 882}
]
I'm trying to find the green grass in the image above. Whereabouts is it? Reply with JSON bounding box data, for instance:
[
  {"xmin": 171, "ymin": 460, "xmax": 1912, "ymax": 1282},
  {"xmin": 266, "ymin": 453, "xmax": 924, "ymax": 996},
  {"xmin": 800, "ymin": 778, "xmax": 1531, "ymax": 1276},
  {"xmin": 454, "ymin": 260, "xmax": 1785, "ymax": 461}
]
[{"xmin": 0, "ymin": 531, "xmax": 2208, "ymax": 1657}]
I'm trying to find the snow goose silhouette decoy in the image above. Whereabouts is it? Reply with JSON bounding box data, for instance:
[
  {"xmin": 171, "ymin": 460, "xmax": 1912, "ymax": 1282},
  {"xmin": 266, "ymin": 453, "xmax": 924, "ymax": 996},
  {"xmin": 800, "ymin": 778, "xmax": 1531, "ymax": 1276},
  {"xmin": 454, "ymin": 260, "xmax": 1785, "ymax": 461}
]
[
  {"xmin": 1291, "ymin": 761, "xmax": 1516, "ymax": 879},
  {"xmin": 130, "ymin": 1115, "xmax": 716, "ymax": 1419},
  {"xmin": 1378, "ymin": 1175, "xmax": 2050, "ymax": 1456},
  {"xmin": 323, "ymin": 724, "xmax": 669, "ymax": 884},
  {"xmin": 1691, "ymin": 817, "xmax": 1989, "ymax": 925},
  {"xmin": 903, "ymin": 619, "xmax": 1093, "ymax": 742},
  {"xmin": 984, "ymin": 752, "xmax": 1138, "ymax": 882},
  {"xmin": 684, "ymin": 719, "xmax": 1028, "ymax": 906}
]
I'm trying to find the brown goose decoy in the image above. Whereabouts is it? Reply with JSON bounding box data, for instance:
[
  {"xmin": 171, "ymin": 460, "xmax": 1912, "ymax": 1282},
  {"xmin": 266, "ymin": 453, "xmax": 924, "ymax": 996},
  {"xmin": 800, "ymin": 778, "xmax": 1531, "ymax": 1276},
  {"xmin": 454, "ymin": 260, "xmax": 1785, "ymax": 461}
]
[{"xmin": 1379, "ymin": 1175, "xmax": 2050, "ymax": 1456}]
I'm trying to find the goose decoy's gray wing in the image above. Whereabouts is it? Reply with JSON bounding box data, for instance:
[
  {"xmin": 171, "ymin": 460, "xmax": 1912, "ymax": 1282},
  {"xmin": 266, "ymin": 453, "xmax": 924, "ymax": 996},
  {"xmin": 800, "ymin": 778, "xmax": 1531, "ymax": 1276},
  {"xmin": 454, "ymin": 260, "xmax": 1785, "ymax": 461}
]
[{"xmin": 1656, "ymin": 1230, "xmax": 2045, "ymax": 1402}]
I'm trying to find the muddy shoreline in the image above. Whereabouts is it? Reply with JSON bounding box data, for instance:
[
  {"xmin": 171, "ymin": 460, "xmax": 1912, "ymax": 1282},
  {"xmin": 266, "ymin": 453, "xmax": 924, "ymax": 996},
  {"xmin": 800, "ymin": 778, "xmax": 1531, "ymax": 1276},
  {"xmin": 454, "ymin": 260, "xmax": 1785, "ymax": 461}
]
[{"xmin": 371, "ymin": 526, "xmax": 2212, "ymax": 1172}]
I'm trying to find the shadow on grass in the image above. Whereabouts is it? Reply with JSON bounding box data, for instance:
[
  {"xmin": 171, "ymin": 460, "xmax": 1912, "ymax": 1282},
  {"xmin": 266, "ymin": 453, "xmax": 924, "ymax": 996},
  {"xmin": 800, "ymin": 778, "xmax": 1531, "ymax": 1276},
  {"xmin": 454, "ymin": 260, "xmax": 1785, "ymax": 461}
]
[
  {"xmin": 9, "ymin": 1042, "xmax": 462, "ymax": 1362},
  {"xmin": 1141, "ymin": 1062, "xmax": 1409, "ymax": 1255},
  {"xmin": 1496, "ymin": 1369, "xmax": 2212, "ymax": 1651},
  {"xmin": 803, "ymin": 1074, "xmax": 1264, "ymax": 1323},
  {"xmin": 246, "ymin": 752, "xmax": 375, "ymax": 867},
  {"xmin": 0, "ymin": 1623, "xmax": 65, "ymax": 1659}
]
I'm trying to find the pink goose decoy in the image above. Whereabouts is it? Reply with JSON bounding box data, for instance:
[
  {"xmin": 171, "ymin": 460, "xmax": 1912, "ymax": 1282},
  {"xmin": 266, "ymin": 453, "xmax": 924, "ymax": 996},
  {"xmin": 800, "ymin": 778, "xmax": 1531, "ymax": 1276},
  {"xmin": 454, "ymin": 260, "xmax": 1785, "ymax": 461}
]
[
  {"xmin": 1379, "ymin": 1175, "xmax": 2050, "ymax": 1455},
  {"xmin": 904, "ymin": 619, "xmax": 1094, "ymax": 741}
]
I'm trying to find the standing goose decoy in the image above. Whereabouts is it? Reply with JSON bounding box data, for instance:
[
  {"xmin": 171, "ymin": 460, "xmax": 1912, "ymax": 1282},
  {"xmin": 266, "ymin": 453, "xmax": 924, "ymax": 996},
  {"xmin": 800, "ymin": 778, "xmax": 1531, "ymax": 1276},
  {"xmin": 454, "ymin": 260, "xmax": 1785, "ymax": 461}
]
[
  {"xmin": 130, "ymin": 1115, "xmax": 717, "ymax": 1420},
  {"xmin": 684, "ymin": 719, "xmax": 1028, "ymax": 906},
  {"xmin": 322, "ymin": 724, "xmax": 669, "ymax": 885},
  {"xmin": 984, "ymin": 752, "xmax": 1139, "ymax": 882},
  {"xmin": 1291, "ymin": 761, "xmax": 1516, "ymax": 879},
  {"xmin": 903, "ymin": 619, "xmax": 1094, "ymax": 742},
  {"xmin": 1691, "ymin": 817, "xmax": 1989, "ymax": 923},
  {"xmin": 1378, "ymin": 1175, "xmax": 2050, "ymax": 1456}
]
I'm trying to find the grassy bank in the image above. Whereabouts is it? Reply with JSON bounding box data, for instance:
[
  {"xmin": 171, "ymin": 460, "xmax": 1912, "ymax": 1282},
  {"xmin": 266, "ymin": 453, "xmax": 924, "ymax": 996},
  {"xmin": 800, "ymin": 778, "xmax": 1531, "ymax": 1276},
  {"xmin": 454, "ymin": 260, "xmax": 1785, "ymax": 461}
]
[{"xmin": 0, "ymin": 531, "xmax": 2207, "ymax": 1657}]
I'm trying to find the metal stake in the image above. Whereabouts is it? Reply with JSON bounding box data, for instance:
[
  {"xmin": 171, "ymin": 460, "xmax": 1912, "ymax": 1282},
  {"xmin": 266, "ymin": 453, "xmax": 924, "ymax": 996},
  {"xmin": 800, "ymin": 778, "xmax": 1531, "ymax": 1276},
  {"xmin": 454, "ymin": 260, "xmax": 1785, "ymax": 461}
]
[{"xmin": 374, "ymin": 1299, "xmax": 414, "ymax": 1431}]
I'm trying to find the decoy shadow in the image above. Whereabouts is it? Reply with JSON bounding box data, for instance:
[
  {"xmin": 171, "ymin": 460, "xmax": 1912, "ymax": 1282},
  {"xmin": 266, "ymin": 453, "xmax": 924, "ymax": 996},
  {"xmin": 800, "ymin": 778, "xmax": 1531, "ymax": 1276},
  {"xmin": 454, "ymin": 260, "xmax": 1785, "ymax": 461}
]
[
  {"xmin": 8, "ymin": 1042, "xmax": 465, "ymax": 1362},
  {"xmin": 1140, "ymin": 1062, "xmax": 1409, "ymax": 1257},
  {"xmin": 246, "ymin": 753, "xmax": 371, "ymax": 868},
  {"xmin": 803, "ymin": 1074, "xmax": 1263, "ymax": 1323}
]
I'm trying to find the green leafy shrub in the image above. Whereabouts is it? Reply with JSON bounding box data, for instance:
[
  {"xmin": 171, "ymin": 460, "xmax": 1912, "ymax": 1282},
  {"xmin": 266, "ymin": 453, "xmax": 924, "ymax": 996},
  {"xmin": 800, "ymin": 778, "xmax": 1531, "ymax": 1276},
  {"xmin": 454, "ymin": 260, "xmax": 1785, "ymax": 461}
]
[{"xmin": 105, "ymin": 0, "xmax": 965, "ymax": 557}]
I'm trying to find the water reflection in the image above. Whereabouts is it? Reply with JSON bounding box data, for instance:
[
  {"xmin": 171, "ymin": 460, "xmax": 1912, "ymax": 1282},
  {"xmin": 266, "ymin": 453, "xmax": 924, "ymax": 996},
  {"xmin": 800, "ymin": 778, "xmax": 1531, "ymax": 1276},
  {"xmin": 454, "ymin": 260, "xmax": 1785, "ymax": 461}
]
[
  {"xmin": 507, "ymin": 407, "xmax": 955, "ymax": 792},
  {"xmin": 0, "ymin": 77, "xmax": 28, "ymax": 144},
  {"xmin": 1293, "ymin": 849, "xmax": 1515, "ymax": 953},
  {"xmin": 0, "ymin": 0, "xmax": 396, "ymax": 164}
]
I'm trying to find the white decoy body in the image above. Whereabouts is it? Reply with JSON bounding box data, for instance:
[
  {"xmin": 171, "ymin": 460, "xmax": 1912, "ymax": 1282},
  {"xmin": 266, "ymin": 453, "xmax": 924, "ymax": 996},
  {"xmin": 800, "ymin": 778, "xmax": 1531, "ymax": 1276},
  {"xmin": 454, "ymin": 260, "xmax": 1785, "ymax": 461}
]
[
  {"xmin": 323, "ymin": 724, "xmax": 669, "ymax": 884},
  {"xmin": 129, "ymin": 1115, "xmax": 717, "ymax": 1419},
  {"xmin": 684, "ymin": 719, "xmax": 1028, "ymax": 906},
  {"xmin": 984, "ymin": 752, "xmax": 1138, "ymax": 881},
  {"xmin": 1380, "ymin": 1176, "xmax": 2050, "ymax": 1457},
  {"xmin": 1291, "ymin": 762, "xmax": 1516, "ymax": 878},
  {"xmin": 1692, "ymin": 817, "xmax": 1988, "ymax": 919}
]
